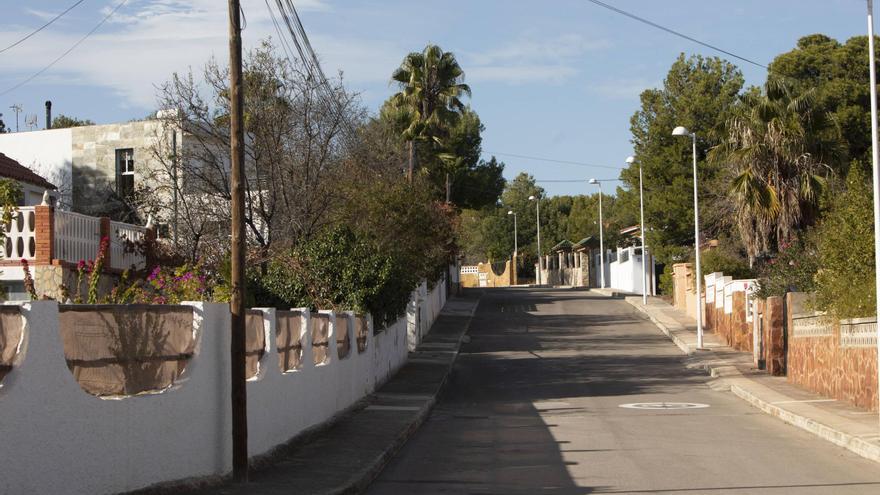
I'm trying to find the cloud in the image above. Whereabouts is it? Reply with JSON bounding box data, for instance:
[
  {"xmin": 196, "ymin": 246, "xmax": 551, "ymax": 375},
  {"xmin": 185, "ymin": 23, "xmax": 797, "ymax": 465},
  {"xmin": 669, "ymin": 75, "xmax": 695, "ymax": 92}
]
[
  {"xmin": 0, "ymin": 0, "xmax": 337, "ymax": 108},
  {"xmin": 587, "ymin": 78, "xmax": 657, "ymax": 99},
  {"xmin": 464, "ymin": 33, "xmax": 609, "ymax": 85}
]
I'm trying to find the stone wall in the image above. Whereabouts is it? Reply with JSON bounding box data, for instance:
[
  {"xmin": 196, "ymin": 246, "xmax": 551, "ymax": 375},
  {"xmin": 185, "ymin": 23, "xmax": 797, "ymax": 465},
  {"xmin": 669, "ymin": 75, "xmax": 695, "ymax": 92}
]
[
  {"xmin": 70, "ymin": 121, "xmax": 177, "ymax": 219},
  {"xmin": 785, "ymin": 292, "xmax": 878, "ymax": 411}
]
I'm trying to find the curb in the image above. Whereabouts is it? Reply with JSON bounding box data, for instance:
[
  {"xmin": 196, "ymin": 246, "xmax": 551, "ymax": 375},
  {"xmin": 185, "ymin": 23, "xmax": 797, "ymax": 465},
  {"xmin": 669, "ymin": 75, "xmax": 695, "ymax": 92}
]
[
  {"xmin": 727, "ymin": 382, "xmax": 880, "ymax": 464},
  {"xmin": 625, "ymin": 300, "xmax": 694, "ymax": 356},
  {"xmin": 329, "ymin": 296, "xmax": 482, "ymax": 495},
  {"xmin": 620, "ymin": 295, "xmax": 880, "ymax": 466}
]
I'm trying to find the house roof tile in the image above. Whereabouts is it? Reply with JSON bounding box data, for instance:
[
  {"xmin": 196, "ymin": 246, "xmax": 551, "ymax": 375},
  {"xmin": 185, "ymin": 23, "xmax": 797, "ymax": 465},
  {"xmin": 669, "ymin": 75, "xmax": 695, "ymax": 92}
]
[{"xmin": 0, "ymin": 152, "xmax": 56, "ymax": 190}]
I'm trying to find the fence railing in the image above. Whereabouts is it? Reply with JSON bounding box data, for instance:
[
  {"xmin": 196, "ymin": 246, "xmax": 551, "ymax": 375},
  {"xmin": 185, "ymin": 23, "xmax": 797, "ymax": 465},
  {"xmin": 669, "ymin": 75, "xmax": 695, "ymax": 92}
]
[
  {"xmin": 109, "ymin": 220, "xmax": 146, "ymax": 271},
  {"xmin": 0, "ymin": 206, "xmax": 147, "ymax": 271},
  {"xmin": 2, "ymin": 207, "xmax": 36, "ymax": 260},
  {"xmin": 54, "ymin": 210, "xmax": 101, "ymax": 264}
]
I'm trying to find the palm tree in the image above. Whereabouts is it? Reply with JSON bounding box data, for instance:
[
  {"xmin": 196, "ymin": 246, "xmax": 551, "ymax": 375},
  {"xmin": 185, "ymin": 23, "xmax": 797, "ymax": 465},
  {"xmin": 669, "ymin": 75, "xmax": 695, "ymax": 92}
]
[
  {"xmin": 711, "ymin": 79, "xmax": 840, "ymax": 265},
  {"xmin": 388, "ymin": 44, "xmax": 471, "ymax": 181}
]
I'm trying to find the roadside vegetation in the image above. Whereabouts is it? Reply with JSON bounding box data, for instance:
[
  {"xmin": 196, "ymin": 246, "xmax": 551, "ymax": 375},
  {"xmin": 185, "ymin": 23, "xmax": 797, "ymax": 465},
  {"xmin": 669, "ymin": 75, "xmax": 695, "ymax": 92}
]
[{"xmin": 458, "ymin": 34, "xmax": 880, "ymax": 319}]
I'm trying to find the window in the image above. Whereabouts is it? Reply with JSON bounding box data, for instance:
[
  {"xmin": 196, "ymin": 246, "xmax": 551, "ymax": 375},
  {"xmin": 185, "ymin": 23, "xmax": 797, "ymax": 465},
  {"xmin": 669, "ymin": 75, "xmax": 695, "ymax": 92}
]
[{"xmin": 115, "ymin": 148, "xmax": 135, "ymax": 198}]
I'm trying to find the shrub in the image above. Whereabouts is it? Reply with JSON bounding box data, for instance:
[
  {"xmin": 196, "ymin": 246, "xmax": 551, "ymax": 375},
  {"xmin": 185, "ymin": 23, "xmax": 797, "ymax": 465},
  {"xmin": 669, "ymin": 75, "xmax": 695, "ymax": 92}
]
[
  {"xmin": 258, "ymin": 226, "xmax": 418, "ymax": 328},
  {"xmin": 754, "ymin": 237, "xmax": 819, "ymax": 299},
  {"xmin": 697, "ymin": 248, "xmax": 752, "ymax": 280},
  {"xmin": 813, "ymin": 166, "xmax": 875, "ymax": 318}
]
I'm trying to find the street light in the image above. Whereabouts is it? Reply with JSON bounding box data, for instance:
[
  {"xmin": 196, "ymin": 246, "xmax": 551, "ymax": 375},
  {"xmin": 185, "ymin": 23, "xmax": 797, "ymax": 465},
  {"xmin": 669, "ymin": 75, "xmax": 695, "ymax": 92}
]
[
  {"xmin": 529, "ymin": 195, "xmax": 542, "ymax": 286},
  {"xmin": 865, "ymin": 0, "xmax": 880, "ymax": 426},
  {"xmin": 507, "ymin": 210, "xmax": 518, "ymax": 256},
  {"xmin": 627, "ymin": 155, "xmax": 649, "ymax": 305},
  {"xmin": 588, "ymin": 179, "xmax": 605, "ymax": 289},
  {"xmin": 672, "ymin": 125, "xmax": 704, "ymax": 349}
]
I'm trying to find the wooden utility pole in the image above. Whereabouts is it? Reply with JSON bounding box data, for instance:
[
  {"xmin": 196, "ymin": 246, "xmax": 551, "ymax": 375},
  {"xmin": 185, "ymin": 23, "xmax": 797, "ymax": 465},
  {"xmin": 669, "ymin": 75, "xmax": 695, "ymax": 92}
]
[
  {"xmin": 227, "ymin": 0, "xmax": 248, "ymax": 483},
  {"xmin": 445, "ymin": 172, "xmax": 450, "ymax": 203}
]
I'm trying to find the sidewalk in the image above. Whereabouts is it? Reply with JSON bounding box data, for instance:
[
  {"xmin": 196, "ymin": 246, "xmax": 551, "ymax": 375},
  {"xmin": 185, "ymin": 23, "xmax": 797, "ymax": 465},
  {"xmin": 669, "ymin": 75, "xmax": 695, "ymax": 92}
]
[
  {"xmin": 622, "ymin": 293, "xmax": 880, "ymax": 464},
  {"xmin": 156, "ymin": 291, "xmax": 480, "ymax": 495}
]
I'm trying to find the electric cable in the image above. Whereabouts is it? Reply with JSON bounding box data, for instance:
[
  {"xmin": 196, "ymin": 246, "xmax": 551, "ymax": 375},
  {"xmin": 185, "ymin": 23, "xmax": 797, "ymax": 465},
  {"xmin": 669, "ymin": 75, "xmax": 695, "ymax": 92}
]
[
  {"xmin": 584, "ymin": 0, "xmax": 768, "ymax": 70},
  {"xmin": 0, "ymin": 0, "xmax": 128, "ymax": 97},
  {"xmin": 484, "ymin": 151, "xmax": 623, "ymax": 171},
  {"xmin": 0, "ymin": 0, "xmax": 87, "ymax": 55}
]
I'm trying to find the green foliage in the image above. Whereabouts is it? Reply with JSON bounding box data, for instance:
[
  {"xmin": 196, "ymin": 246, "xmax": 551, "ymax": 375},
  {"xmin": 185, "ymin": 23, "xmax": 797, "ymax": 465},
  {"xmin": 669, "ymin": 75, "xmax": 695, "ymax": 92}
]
[
  {"xmin": 710, "ymin": 79, "xmax": 838, "ymax": 260},
  {"xmin": 105, "ymin": 264, "xmax": 209, "ymax": 305},
  {"xmin": 51, "ymin": 114, "xmax": 95, "ymax": 129},
  {"xmin": 768, "ymin": 34, "xmax": 877, "ymax": 167},
  {"xmin": 621, "ymin": 54, "xmax": 744, "ymax": 263},
  {"xmin": 813, "ymin": 166, "xmax": 875, "ymax": 318},
  {"xmin": 696, "ymin": 248, "xmax": 752, "ymax": 280},
  {"xmin": 0, "ymin": 179, "xmax": 22, "ymax": 231},
  {"xmin": 256, "ymin": 226, "xmax": 414, "ymax": 327},
  {"xmin": 659, "ymin": 264, "xmax": 675, "ymax": 297},
  {"xmin": 755, "ymin": 237, "xmax": 819, "ymax": 299}
]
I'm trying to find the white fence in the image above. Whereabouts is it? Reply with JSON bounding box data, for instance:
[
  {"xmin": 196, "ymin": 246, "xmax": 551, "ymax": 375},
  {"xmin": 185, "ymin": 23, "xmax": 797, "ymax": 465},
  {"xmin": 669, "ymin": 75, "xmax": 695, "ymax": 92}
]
[
  {"xmin": 53, "ymin": 210, "xmax": 101, "ymax": 264},
  {"xmin": 0, "ymin": 278, "xmax": 447, "ymax": 495},
  {"xmin": 2, "ymin": 207, "xmax": 35, "ymax": 260},
  {"xmin": 109, "ymin": 220, "xmax": 146, "ymax": 271},
  {"xmin": 0, "ymin": 207, "xmax": 146, "ymax": 271}
]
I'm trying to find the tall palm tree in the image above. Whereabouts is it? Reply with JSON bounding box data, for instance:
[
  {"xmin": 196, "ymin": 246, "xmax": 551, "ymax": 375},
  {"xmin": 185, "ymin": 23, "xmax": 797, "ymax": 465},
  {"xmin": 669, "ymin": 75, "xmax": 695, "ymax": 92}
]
[
  {"xmin": 388, "ymin": 44, "xmax": 471, "ymax": 181},
  {"xmin": 711, "ymin": 79, "xmax": 840, "ymax": 265}
]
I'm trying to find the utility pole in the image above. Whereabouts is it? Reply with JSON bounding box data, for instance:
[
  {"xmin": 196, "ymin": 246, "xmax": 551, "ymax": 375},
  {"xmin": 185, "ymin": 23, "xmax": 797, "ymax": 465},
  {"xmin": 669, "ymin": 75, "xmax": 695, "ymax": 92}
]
[
  {"xmin": 866, "ymin": 0, "xmax": 880, "ymax": 429},
  {"xmin": 227, "ymin": 0, "xmax": 248, "ymax": 483},
  {"xmin": 172, "ymin": 130, "xmax": 179, "ymax": 249},
  {"xmin": 9, "ymin": 105, "xmax": 22, "ymax": 132},
  {"xmin": 445, "ymin": 172, "xmax": 451, "ymax": 203}
]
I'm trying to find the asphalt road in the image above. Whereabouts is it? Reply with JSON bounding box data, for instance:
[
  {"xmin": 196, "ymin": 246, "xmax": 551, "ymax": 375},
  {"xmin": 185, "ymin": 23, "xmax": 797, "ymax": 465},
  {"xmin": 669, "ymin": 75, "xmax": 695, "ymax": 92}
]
[{"xmin": 366, "ymin": 288, "xmax": 880, "ymax": 495}]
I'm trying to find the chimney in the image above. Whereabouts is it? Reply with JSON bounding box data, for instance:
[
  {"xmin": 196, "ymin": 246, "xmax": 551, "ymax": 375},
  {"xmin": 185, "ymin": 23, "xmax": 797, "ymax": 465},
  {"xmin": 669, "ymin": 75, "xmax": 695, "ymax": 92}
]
[{"xmin": 45, "ymin": 101, "xmax": 52, "ymax": 130}]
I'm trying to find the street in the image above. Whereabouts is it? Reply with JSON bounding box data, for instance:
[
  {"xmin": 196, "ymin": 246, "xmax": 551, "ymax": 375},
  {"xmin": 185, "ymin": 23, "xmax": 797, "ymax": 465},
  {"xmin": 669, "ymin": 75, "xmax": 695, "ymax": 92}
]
[{"xmin": 367, "ymin": 288, "xmax": 880, "ymax": 494}]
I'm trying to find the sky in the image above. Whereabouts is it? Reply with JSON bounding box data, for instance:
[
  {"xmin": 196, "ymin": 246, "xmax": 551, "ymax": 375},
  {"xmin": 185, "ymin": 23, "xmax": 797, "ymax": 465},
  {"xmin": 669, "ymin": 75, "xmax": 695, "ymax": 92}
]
[{"xmin": 0, "ymin": 0, "xmax": 872, "ymax": 197}]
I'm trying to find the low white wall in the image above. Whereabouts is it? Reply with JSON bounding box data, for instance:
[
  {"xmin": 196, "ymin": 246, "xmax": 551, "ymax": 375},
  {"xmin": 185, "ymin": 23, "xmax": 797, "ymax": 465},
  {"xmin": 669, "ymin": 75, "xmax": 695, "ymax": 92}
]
[{"xmin": 0, "ymin": 279, "xmax": 449, "ymax": 495}]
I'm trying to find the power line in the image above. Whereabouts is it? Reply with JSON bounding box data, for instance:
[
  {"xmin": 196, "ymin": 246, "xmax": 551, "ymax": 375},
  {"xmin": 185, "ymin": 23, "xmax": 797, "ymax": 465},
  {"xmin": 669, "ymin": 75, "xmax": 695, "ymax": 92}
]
[
  {"xmin": 0, "ymin": 0, "xmax": 128, "ymax": 97},
  {"xmin": 583, "ymin": 0, "xmax": 768, "ymax": 70},
  {"xmin": 0, "ymin": 0, "xmax": 87, "ymax": 55},
  {"xmin": 536, "ymin": 178, "xmax": 622, "ymax": 183},
  {"xmin": 269, "ymin": 0, "xmax": 359, "ymax": 144},
  {"xmin": 483, "ymin": 151, "xmax": 624, "ymax": 171}
]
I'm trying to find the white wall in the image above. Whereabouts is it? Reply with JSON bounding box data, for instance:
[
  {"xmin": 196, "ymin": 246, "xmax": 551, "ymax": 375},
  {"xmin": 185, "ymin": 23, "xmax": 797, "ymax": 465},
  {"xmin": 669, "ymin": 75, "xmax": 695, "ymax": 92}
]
[
  {"xmin": 0, "ymin": 129, "xmax": 73, "ymax": 207},
  {"xmin": 609, "ymin": 246, "xmax": 654, "ymax": 294},
  {"xmin": 0, "ymin": 279, "xmax": 448, "ymax": 495}
]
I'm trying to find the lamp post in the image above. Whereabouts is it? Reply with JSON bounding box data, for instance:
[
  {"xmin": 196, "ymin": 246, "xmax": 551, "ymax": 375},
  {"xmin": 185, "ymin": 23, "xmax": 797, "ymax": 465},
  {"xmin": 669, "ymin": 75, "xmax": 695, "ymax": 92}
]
[
  {"xmin": 672, "ymin": 126, "xmax": 704, "ymax": 349},
  {"xmin": 588, "ymin": 179, "xmax": 605, "ymax": 289},
  {"xmin": 529, "ymin": 195, "xmax": 542, "ymax": 286},
  {"xmin": 508, "ymin": 210, "xmax": 518, "ymax": 256},
  {"xmin": 866, "ymin": 0, "xmax": 880, "ymax": 426},
  {"xmin": 627, "ymin": 155, "xmax": 649, "ymax": 305}
]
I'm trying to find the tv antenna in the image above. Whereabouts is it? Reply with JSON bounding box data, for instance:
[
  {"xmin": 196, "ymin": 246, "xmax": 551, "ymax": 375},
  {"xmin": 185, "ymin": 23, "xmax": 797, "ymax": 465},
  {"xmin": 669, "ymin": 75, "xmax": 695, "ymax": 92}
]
[
  {"xmin": 25, "ymin": 114, "xmax": 38, "ymax": 130},
  {"xmin": 9, "ymin": 104, "xmax": 22, "ymax": 132}
]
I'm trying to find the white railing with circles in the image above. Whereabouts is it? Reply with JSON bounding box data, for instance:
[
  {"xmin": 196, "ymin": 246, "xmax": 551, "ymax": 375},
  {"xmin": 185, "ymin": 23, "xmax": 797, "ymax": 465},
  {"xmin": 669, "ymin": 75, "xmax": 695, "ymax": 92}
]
[
  {"xmin": 110, "ymin": 221, "xmax": 146, "ymax": 271},
  {"xmin": 1, "ymin": 207, "xmax": 37, "ymax": 261}
]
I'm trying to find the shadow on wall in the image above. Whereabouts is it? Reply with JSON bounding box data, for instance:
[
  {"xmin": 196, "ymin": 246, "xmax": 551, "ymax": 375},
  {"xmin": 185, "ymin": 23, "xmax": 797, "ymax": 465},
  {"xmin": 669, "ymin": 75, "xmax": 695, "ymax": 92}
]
[{"xmin": 58, "ymin": 305, "xmax": 195, "ymax": 397}]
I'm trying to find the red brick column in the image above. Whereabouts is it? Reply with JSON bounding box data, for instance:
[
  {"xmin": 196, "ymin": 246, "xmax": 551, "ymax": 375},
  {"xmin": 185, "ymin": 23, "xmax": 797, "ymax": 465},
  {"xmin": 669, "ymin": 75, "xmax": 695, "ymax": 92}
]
[
  {"xmin": 34, "ymin": 205, "xmax": 54, "ymax": 265},
  {"xmin": 144, "ymin": 226, "xmax": 157, "ymax": 270},
  {"xmin": 765, "ymin": 296, "xmax": 786, "ymax": 376}
]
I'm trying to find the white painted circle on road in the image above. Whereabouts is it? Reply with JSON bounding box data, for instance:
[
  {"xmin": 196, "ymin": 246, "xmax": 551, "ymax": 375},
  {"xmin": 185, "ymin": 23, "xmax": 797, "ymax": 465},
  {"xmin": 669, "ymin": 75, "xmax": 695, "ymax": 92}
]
[{"xmin": 618, "ymin": 402, "xmax": 710, "ymax": 410}]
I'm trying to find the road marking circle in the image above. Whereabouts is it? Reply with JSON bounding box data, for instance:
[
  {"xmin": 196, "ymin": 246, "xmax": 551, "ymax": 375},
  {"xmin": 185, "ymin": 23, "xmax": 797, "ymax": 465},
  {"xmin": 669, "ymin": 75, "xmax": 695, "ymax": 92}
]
[{"xmin": 618, "ymin": 402, "xmax": 710, "ymax": 410}]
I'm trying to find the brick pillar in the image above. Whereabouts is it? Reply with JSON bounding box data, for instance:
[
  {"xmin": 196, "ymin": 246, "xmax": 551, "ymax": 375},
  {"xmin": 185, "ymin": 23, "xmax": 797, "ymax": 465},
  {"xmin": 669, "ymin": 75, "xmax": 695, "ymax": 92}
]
[
  {"xmin": 34, "ymin": 205, "xmax": 54, "ymax": 264},
  {"xmin": 732, "ymin": 291, "xmax": 747, "ymax": 351},
  {"xmin": 511, "ymin": 254, "xmax": 517, "ymax": 286},
  {"xmin": 765, "ymin": 296, "xmax": 786, "ymax": 376},
  {"xmin": 144, "ymin": 226, "xmax": 157, "ymax": 270}
]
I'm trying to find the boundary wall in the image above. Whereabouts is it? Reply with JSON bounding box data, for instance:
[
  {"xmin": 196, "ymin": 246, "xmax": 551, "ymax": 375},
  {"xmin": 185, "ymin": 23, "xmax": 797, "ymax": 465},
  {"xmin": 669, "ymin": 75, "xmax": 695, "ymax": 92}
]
[
  {"xmin": 0, "ymin": 279, "xmax": 446, "ymax": 494},
  {"xmin": 672, "ymin": 264, "xmax": 877, "ymax": 411}
]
